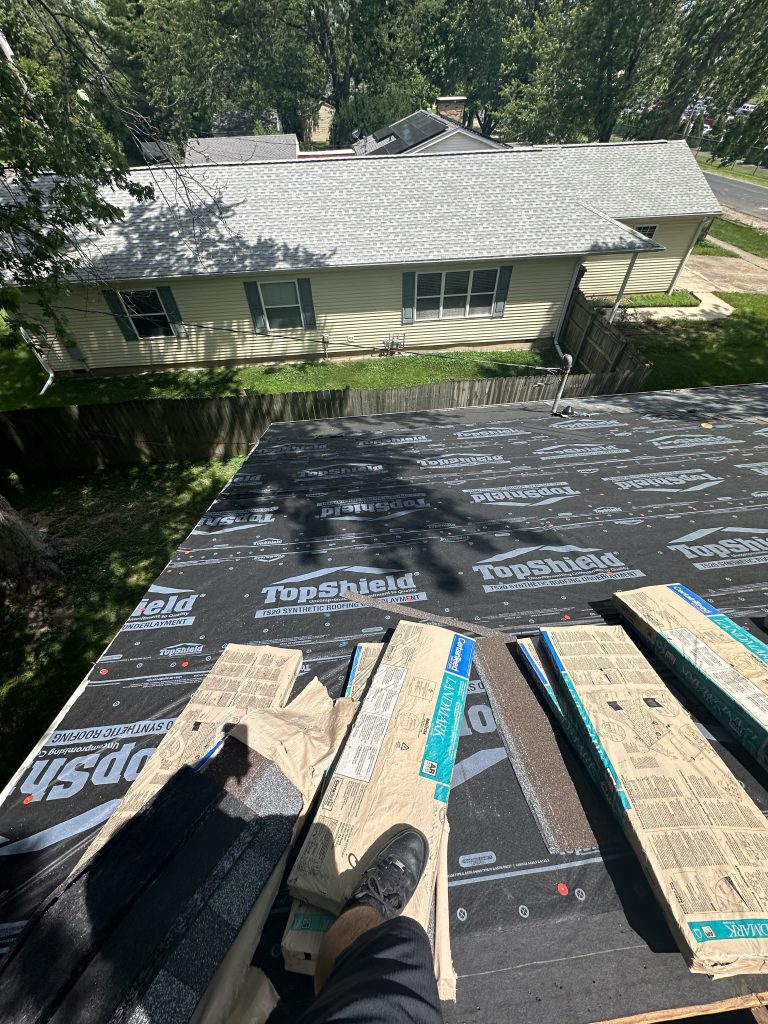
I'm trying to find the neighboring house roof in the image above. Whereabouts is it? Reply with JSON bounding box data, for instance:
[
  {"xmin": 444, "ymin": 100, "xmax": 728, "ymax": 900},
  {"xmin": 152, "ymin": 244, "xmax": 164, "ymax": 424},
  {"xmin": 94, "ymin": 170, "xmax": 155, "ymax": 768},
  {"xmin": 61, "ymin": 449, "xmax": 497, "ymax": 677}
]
[
  {"xmin": 353, "ymin": 110, "xmax": 508, "ymax": 156},
  {"xmin": 61, "ymin": 145, "xmax": 690, "ymax": 284},
  {"xmin": 184, "ymin": 134, "xmax": 299, "ymax": 164}
]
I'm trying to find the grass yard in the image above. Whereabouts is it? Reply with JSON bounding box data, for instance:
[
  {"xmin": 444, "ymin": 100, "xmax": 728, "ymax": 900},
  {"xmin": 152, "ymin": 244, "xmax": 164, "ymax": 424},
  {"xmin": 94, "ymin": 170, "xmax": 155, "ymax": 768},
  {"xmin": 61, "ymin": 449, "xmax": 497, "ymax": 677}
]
[
  {"xmin": 695, "ymin": 155, "xmax": 768, "ymax": 186},
  {"xmin": 627, "ymin": 291, "xmax": 768, "ymax": 391},
  {"xmin": 0, "ymin": 345, "xmax": 556, "ymax": 412},
  {"xmin": 591, "ymin": 290, "xmax": 700, "ymax": 308},
  {"xmin": 707, "ymin": 218, "xmax": 768, "ymax": 259},
  {"xmin": 692, "ymin": 238, "xmax": 739, "ymax": 257},
  {"xmin": 0, "ymin": 457, "xmax": 243, "ymax": 787}
]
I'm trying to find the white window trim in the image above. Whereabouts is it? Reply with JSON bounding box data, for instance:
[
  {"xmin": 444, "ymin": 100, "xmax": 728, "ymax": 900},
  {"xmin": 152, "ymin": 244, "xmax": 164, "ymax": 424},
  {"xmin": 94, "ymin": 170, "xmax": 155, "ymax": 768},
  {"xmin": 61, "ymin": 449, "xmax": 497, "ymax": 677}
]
[
  {"xmin": 415, "ymin": 268, "xmax": 498, "ymax": 321},
  {"xmin": 257, "ymin": 278, "xmax": 305, "ymax": 330},
  {"xmin": 635, "ymin": 224, "xmax": 658, "ymax": 239},
  {"xmin": 118, "ymin": 287, "xmax": 174, "ymax": 339}
]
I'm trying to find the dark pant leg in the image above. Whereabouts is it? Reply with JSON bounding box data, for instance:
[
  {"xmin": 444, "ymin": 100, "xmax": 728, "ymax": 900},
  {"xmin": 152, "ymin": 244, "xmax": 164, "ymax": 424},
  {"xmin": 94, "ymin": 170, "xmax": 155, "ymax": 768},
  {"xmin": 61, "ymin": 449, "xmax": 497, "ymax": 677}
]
[{"xmin": 297, "ymin": 916, "xmax": 444, "ymax": 1024}]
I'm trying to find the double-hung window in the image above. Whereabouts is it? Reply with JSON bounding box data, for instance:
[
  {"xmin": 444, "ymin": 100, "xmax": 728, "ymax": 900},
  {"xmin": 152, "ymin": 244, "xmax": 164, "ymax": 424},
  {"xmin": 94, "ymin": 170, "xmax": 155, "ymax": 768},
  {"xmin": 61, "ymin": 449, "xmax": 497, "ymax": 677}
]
[
  {"xmin": 634, "ymin": 225, "xmax": 657, "ymax": 239},
  {"xmin": 258, "ymin": 280, "xmax": 304, "ymax": 329},
  {"xmin": 415, "ymin": 268, "xmax": 499, "ymax": 321},
  {"xmin": 119, "ymin": 289, "xmax": 175, "ymax": 337}
]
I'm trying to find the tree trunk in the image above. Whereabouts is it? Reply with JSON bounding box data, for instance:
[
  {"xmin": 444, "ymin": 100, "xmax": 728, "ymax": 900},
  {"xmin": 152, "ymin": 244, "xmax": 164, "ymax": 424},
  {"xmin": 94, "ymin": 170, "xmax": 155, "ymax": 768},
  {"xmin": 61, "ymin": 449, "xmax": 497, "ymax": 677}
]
[{"xmin": 0, "ymin": 492, "xmax": 60, "ymax": 593}]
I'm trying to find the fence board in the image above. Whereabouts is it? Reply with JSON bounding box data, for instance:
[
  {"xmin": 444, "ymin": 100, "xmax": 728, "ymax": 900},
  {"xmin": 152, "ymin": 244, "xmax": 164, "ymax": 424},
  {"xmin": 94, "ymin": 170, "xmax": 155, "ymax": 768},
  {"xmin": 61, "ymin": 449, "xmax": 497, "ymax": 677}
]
[{"xmin": 0, "ymin": 360, "xmax": 651, "ymax": 477}]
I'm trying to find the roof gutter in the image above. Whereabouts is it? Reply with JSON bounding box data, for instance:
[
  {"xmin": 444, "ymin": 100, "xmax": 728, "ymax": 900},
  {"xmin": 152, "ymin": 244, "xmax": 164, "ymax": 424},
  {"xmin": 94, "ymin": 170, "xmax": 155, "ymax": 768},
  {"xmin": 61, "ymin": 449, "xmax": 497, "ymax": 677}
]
[
  {"xmin": 19, "ymin": 327, "xmax": 56, "ymax": 395},
  {"xmin": 59, "ymin": 243, "xmax": 662, "ymax": 290}
]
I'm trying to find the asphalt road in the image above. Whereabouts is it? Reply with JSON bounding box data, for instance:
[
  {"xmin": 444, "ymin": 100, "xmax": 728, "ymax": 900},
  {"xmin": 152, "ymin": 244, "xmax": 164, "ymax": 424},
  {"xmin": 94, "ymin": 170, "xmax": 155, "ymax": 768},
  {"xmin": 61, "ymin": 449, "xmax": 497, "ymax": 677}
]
[{"xmin": 704, "ymin": 170, "xmax": 768, "ymax": 223}]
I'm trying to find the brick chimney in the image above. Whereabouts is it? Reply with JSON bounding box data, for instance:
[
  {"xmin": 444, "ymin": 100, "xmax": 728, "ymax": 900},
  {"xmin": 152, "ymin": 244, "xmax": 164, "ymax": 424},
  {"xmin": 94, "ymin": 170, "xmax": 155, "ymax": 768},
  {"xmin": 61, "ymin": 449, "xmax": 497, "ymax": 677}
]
[{"xmin": 435, "ymin": 96, "xmax": 467, "ymax": 124}]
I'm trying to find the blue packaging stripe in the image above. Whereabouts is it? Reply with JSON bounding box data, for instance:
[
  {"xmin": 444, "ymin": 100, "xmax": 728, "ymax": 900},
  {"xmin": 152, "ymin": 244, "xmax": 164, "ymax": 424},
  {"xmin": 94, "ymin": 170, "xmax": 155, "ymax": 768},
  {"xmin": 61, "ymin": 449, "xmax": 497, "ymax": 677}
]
[
  {"xmin": 688, "ymin": 918, "xmax": 768, "ymax": 943},
  {"xmin": 668, "ymin": 583, "xmax": 768, "ymax": 666},
  {"xmin": 419, "ymin": 634, "xmax": 475, "ymax": 799},
  {"xmin": 540, "ymin": 631, "xmax": 631, "ymax": 812},
  {"xmin": 517, "ymin": 643, "xmax": 563, "ymax": 716},
  {"xmin": 669, "ymin": 583, "xmax": 719, "ymax": 616},
  {"xmin": 344, "ymin": 644, "xmax": 364, "ymax": 698}
]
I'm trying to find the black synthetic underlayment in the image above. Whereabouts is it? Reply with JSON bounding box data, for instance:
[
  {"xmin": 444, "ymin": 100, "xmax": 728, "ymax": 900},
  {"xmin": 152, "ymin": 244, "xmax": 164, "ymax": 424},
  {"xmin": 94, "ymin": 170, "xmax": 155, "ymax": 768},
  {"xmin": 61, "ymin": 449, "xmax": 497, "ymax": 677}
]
[
  {"xmin": 2, "ymin": 385, "xmax": 768, "ymax": 1023},
  {"xmin": 0, "ymin": 740, "xmax": 301, "ymax": 1024}
]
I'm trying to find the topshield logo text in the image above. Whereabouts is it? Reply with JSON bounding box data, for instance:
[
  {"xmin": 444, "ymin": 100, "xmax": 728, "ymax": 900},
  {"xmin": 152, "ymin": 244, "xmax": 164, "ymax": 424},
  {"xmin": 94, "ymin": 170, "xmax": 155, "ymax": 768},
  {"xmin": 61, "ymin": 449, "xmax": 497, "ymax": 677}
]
[
  {"xmin": 418, "ymin": 453, "xmax": 507, "ymax": 469},
  {"xmin": 297, "ymin": 463, "xmax": 385, "ymax": 481},
  {"xmin": 472, "ymin": 544, "xmax": 644, "ymax": 592},
  {"xmin": 317, "ymin": 493, "xmax": 429, "ymax": 521},
  {"xmin": 19, "ymin": 741, "xmax": 159, "ymax": 801},
  {"xmin": 355, "ymin": 434, "xmax": 429, "ymax": 448},
  {"xmin": 256, "ymin": 565, "xmax": 426, "ymax": 617},
  {"xmin": 668, "ymin": 527, "xmax": 768, "ymax": 570},
  {"xmin": 535, "ymin": 443, "xmax": 630, "ymax": 459},
  {"xmin": 192, "ymin": 508, "xmax": 277, "ymax": 535},
  {"xmin": 605, "ymin": 470, "xmax": 722, "ymax": 493},
  {"xmin": 464, "ymin": 481, "xmax": 579, "ymax": 507},
  {"xmin": 650, "ymin": 434, "xmax": 737, "ymax": 450},
  {"xmin": 123, "ymin": 584, "xmax": 202, "ymax": 631},
  {"xmin": 454, "ymin": 427, "xmax": 528, "ymax": 439}
]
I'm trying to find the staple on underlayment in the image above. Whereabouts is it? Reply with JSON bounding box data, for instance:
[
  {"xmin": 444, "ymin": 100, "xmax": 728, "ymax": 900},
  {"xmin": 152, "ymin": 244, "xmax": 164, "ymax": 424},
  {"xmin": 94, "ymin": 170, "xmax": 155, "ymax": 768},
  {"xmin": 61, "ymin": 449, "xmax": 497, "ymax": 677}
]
[{"xmin": 477, "ymin": 635, "xmax": 605, "ymax": 855}]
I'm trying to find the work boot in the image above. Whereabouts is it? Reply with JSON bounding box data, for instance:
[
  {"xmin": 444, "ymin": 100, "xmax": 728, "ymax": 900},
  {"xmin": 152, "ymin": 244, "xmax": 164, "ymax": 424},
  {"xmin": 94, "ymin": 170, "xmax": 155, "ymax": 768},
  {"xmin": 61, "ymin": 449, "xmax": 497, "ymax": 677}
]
[{"xmin": 343, "ymin": 826, "xmax": 429, "ymax": 920}]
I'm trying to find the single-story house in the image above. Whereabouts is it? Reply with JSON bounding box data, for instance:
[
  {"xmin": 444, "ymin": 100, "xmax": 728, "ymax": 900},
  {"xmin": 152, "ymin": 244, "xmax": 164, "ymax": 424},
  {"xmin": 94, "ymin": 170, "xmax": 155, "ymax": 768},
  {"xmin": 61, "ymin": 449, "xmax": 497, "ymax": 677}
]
[
  {"xmin": 24, "ymin": 140, "xmax": 719, "ymax": 376},
  {"xmin": 353, "ymin": 100, "xmax": 509, "ymax": 156},
  {"xmin": 184, "ymin": 134, "xmax": 300, "ymax": 163}
]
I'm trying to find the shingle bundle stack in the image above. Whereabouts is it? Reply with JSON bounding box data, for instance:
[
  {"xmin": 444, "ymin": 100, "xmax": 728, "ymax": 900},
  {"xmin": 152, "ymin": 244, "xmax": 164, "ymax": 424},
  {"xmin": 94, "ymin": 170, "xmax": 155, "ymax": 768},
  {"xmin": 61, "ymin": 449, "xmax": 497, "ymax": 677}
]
[{"xmin": 519, "ymin": 624, "xmax": 768, "ymax": 978}]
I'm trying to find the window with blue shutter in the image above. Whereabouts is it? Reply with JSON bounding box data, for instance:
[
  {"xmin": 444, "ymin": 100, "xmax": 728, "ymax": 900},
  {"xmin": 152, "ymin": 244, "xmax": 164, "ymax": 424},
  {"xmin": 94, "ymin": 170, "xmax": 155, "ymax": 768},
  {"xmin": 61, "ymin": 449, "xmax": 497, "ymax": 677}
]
[{"xmin": 408, "ymin": 268, "xmax": 506, "ymax": 320}]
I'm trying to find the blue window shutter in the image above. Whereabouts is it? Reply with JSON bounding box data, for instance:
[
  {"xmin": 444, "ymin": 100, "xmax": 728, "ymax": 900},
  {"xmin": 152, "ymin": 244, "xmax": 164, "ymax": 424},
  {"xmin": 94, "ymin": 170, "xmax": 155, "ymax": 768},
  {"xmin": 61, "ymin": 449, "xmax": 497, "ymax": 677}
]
[
  {"xmin": 156, "ymin": 286, "xmax": 188, "ymax": 338},
  {"xmin": 102, "ymin": 289, "xmax": 138, "ymax": 341},
  {"xmin": 492, "ymin": 266, "xmax": 512, "ymax": 318},
  {"xmin": 243, "ymin": 282, "xmax": 268, "ymax": 334},
  {"xmin": 296, "ymin": 278, "xmax": 316, "ymax": 329},
  {"xmin": 402, "ymin": 272, "xmax": 415, "ymax": 324}
]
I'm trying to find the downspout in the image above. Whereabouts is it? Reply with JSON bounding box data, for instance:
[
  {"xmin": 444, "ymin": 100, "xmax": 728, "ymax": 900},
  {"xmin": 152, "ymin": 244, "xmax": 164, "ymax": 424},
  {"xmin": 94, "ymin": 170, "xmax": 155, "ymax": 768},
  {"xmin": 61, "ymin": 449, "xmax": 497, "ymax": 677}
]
[
  {"xmin": 20, "ymin": 327, "xmax": 56, "ymax": 395},
  {"xmin": 608, "ymin": 253, "xmax": 638, "ymax": 324},
  {"xmin": 667, "ymin": 217, "xmax": 713, "ymax": 294},
  {"xmin": 553, "ymin": 259, "xmax": 584, "ymax": 360}
]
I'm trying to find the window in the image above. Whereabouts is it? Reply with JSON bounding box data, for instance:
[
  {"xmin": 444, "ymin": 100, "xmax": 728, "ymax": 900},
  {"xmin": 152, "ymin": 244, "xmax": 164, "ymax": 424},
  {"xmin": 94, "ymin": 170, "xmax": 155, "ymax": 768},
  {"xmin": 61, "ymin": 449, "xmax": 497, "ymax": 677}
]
[
  {"xmin": 415, "ymin": 268, "xmax": 499, "ymax": 321},
  {"xmin": 119, "ymin": 289, "xmax": 174, "ymax": 338},
  {"xmin": 259, "ymin": 280, "xmax": 304, "ymax": 329},
  {"xmin": 635, "ymin": 225, "xmax": 657, "ymax": 239}
]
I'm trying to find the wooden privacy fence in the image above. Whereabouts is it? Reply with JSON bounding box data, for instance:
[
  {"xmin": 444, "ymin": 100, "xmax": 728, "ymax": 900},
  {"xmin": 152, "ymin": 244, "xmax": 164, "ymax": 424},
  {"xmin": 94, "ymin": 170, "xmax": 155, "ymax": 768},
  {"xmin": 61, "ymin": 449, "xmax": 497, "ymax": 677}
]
[
  {"xmin": 561, "ymin": 290, "xmax": 650, "ymax": 375},
  {"xmin": 0, "ymin": 363, "xmax": 651, "ymax": 477}
]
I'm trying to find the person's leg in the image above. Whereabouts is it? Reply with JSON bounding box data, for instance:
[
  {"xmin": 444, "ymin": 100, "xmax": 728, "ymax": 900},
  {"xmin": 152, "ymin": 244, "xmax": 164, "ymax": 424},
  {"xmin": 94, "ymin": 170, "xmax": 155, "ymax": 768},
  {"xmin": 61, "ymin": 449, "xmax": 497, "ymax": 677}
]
[
  {"xmin": 314, "ymin": 906, "xmax": 383, "ymax": 993},
  {"xmin": 294, "ymin": 826, "xmax": 443, "ymax": 1024}
]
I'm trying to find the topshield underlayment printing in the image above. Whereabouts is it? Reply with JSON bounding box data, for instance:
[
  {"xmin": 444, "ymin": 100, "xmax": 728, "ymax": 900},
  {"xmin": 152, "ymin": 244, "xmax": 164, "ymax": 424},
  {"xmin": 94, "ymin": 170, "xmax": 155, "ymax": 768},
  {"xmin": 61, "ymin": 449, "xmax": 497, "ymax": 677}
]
[
  {"xmin": 614, "ymin": 584, "xmax": 768, "ymax": 770},
  {"xmin": 538, "ymin": 624, "xmax": 768, "ymax": 978},
  {"xmin": 4, "ymin": 386, "xmax": 768, "ymax": 1022}
]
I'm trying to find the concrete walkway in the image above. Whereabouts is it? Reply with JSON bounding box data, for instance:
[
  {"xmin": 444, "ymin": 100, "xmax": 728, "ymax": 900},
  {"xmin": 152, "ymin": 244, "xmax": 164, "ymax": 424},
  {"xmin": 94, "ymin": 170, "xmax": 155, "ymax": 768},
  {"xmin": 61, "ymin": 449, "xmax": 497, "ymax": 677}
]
[
  {"xmin": 615, "ymin": 289, "xmax": 734, "ymax": 323},
  {"xmin": 685, "ymin": 253, "xmax": 768, "ymax": 293},
  {"xmin": 703, "ymin": 237, "xmax": 768, "ymax": 271}
]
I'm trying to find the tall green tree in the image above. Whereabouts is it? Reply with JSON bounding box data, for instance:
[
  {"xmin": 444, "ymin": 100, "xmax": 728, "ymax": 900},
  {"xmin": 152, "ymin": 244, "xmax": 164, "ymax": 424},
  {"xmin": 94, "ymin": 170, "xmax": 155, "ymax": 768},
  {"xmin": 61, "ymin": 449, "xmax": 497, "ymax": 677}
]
[
  {"xmin": 0, "ymin": 0, "xmax": 152, "ymax": 337},
  {"xmin": 637, "ymin": 0, "xmax": 768, "ymax": 140}
]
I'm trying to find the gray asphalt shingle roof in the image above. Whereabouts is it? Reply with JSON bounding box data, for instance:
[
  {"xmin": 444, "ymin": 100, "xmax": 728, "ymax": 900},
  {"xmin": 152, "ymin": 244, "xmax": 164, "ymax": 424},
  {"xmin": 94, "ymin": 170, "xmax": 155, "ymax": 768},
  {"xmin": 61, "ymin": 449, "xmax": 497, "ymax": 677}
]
[
  {"xmin": 70, "ymin": 147, "xmax": 677, "ymax": 282},
  {"xmin": 58, "ymin": 140, "xmax": 719, "ymax": 283},
  {"xmin": 184, "ymin": 135, "xmax": 299, "ymax": 163}
]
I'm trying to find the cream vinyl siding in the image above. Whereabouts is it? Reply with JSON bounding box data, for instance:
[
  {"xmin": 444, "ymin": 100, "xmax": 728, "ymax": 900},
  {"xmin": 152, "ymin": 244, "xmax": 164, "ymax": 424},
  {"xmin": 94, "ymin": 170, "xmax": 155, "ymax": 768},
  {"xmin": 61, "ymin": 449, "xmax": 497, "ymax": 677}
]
[
  {"xmin": 581, "ymin": 217, "xmax": 706, "ymax": 296},
  {"xmin": 415, "ymin": 131, "xmax": 501, "ymax": 154},
  {"xmin": 41, "ymin": 256, "xmax": 578, "ymax": 372}
]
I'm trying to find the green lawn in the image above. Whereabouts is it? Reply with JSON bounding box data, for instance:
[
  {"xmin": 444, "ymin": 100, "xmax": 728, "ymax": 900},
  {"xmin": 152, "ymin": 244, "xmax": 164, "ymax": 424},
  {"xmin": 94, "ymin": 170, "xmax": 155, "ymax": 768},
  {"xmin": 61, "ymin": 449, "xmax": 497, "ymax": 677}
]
[
  {"xmin": 692, "ymin": 238, "xmax": 739, "ymax": 257},
  {"xmin": 0, "ymin": 457, "xmax": 243, "ymax": 787},
  {"xmin": 0, "ymin": 345, "xmax": 555, "ymax": 412},
  {"xmin": 707, "ymin": 218, "xmax": 768, "ymax": 259},
  {"xmin": 695, "ymin": 154, "xmax": 768, "ymax": 186},
  {"xmin": 592, "ymin": 290, "xmax": 700, "ymax": 308},
  {"xmin": 627, "ymin": 292, "xmax": 768, "ymax": 391}
]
